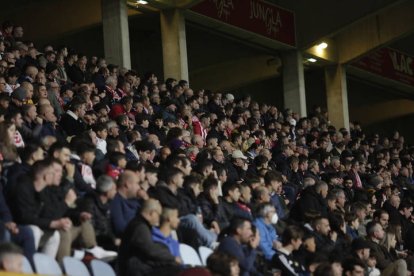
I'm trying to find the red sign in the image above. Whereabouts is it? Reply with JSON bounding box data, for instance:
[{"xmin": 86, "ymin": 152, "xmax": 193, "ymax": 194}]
[
  {"xmin": 191, "ymin": 0, "xmax": 296, "ymax": 47},
  {"xmin": 353, "ymin": 48, "xmax": 414, "ymax": 87}
]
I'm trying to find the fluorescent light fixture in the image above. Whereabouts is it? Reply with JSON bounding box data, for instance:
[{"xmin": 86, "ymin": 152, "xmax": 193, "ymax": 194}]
[
  {"xmin": 308, "ymin": 58, "xmax": 317, "ymax": 63},
  {"xmin": 317, "ymin": 42, "xmax": 328, "ymax": 49},
  {"xmin": 137, "ymin": 0, "xmax": 148, "ymax": 4}
]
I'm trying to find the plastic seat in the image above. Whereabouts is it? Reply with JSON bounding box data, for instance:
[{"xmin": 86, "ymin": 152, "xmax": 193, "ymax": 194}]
[
  {"xmin": 33, "ymin": 253, "xmax": 62, "ymax": 275},
  {"xmin": 22, "ymin": 255, "xmax": 33, "ymax": 274},
  {"xmin": 90, "ymin": 259, "xmax": 116, "ymax": 276},
  {"xmin": 179, "ymin": 243, "xmax": 202, "ymax": 266},
  {"xmin": 198, "ymin": 246, "xmax": 213, "ymax": 266},
  {"xmin": 62, "ymin": 256, "xmax": 90, "ymax": 276}
]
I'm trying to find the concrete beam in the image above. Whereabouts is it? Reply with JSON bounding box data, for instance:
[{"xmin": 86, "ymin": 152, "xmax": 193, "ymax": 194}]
[
  {"xmin": 160, "ymin": 9, "xmax": 189, "ymax": 81},
  {"xmin": 325, "ymin": 65, "xmax": 350, "ymax": 129},
  {"xmin": 336, "ymin": 0, "xmax": 414, "ymax": 64},
  {"xmin": 351, "ymin": 99, "xmax": 414, "ymax": 125},
  {"xmin": 190, "ymin": 55, "xmax": 281, "ymax": 91}
]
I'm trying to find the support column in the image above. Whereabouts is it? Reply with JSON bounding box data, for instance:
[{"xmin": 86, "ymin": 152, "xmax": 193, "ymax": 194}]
[
  {"xmin": 160, "ymin": 9, "xmax": 189, "ymax": 81},
  {"xmin": 282, "ymin": 51, "xmax": 307, "ymax": 117},
  {"xmin": 325, "ymin": 65, "xmax": 350, "ymax": 129},
  {"xmin": 102, "ymin": 0, "xmax": 131, "ymax": 69}
]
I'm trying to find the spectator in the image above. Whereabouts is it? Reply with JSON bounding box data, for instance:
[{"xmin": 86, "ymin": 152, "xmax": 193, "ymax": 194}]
[
  {"xmin": 254, "ymin": 202, "xmax": 280, "ymax": 261},
  {"xmin": 217, "ymin": 217, "xmax": 260, "ymax": 276},
  {"xmin": 118, "ymin": 199, "xmax": 182, "ymax": 276}
]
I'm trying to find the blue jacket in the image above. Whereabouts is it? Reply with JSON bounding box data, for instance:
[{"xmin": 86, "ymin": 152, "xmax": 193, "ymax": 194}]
[
  {"xmin": 270, "ymin": 193, "xmax": 286, "ymax": 219},
  {"xmin": 151, "ymin": 227, "xmax": 180, "ymax": 258},
  {"xmin": 110, "ymin": 193, "xmax": 141, "ymax": 237},
  {"xmin": 254, "ymin": 218, "xmax": 278, "ymax": 261},
  {"xmin": 217, "ymin": 236, "xmax": 259, "ymax": 276}
]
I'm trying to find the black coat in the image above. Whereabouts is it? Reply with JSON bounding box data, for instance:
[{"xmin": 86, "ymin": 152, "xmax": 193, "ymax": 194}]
[
  {"xmin": 8, "ymin": 175, "xmax": 52, "ymax": 229},
  {"xmin": 197, "ymin": 193, "xmax": 229, "ymax": 230},
  {"xmin": 59, "ymin": 113, "xmax": 87, "ymax": 137},
  {"xmin": 151, "ymin": 185, "xmax": 189, "ymax": 217},
  {"xmin": 289, "ymin": 186, "xmax": 327, "ymax": 221},
  {"xmin": 118, "ymin": 214, "xmax": 177, "ymax": 276},
  {"xmin": 78, "ymin": 192, "xmax": 113, "ymax": 237}
]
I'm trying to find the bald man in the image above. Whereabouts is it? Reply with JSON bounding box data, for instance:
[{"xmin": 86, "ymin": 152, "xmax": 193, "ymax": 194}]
[
  {"xmin": 118, "ymin": 199, "xmax": 182, "ymax": 276},
  {"xmin": 110, "ymin": 170, "xmax": 144, "ymax": 237}
]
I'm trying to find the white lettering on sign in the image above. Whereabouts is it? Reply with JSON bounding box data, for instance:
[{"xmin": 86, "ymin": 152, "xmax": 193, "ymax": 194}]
[
  {"xmin": 389, "ymin": 51, "xmax": 413, "ymax": 76},
  {"xmin": 211, "ymin": 0, "xmax": 234, "ymax": 20},
  {"xmin": 249, "ymin": 0, "xmax": 282, "ymax": 35}
]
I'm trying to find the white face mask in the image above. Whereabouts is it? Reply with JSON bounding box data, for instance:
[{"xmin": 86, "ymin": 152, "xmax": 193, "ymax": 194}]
[{"xmin": 271, "ymin": 213, "xmax": 279, "ymax": 224}]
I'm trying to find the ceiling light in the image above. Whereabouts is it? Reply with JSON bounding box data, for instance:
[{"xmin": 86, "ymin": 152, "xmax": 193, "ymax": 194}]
[
  {"xmin": 308, "ymin": 58, "xmax": 317, "ymax": 63},
  {"xmin": 317, "ymin": 42, "xmax": 328, "ymax": 49},
  {"xmin": 137, "ymin": 0, "xmax": 148, "ymax": 4}
]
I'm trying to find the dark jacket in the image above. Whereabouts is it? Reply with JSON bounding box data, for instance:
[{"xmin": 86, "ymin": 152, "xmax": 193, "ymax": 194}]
[
  {"xmin": 177, "ymin": 188, "xmax": 198, "ymax": 215},
  {"xmin": 151, "ymin": 185, "xmax": 189, "ymax": 217},
  {"xmin": 197, "ymin": 193, "xmax": 229, "ymax": 230},
  {"xmin": 118, "ymin": 214, "xmax": 178, "ymax": 276},
  {"xmin": 289, "ymin": 186, "xmax": 327, "ymax": 222},
  {"xmin": 59, "ymin": 113, "xmax": 86, "ymax": 137},
  {"xmin": 110, "ymin": 193, "xmax": 141, "ymax": 237},
  {"xmin": 217, "ymin": 236, "xmax": 259, "ymax": 276},
  {"xmin": 78, "ymin": 192, "xmax": 113, "ymax": 237},
  {"xmin": 222, "ymin": 199, "xmax": 252, "ymax": 221},
  {"xmin": 366, "ymin": 239, "xmax": 392, "ymax": 270},
  {"xmin": 8, "ymin": 175, "xmax": 52, "ymax": 229}
]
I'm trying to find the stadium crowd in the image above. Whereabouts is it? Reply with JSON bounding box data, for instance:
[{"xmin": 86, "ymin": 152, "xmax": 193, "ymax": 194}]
[{"xmin": 0, "ymin": 21, "xmax": 414, "ymax": 276}]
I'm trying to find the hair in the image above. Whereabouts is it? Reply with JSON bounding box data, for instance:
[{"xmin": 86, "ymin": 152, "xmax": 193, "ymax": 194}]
[
  {"xmin": 30, "ymin": 159, "xmax": 52, "ymax": 179},
  {"xmin": 373, "ymin": 209, "xmax": 388, "ymax": 221},
  {"xmin": 264, "ymin": 171, "xmax": 283, "ymax": 185},
  {"xmin": 228, "ymin": 217, "xmax": 250, "ymax": 236},
  {"xmin": 163, "ymin": 167, "xmax": 183, "ymax": 184},
  {"xmin": 183, "ymin": 175, "xmax": 202, "ymax": 189},
  {"xmin": 160, "ymin": 207, "xmax": 178, "ymax": 225},
  {"xmin": 202, "ymin": 176, "xmax": 218, "ymax": 192},
  {"xmin": 0, "ymin": 242, "xmax": 23, "ymax": 269},
  {"xmin": 255, "ymin": 202, "xmax": 274, "ymax": 218},
  {"xmin": 342, "ymin": 258, "xmax": 365, "ymax": 274},
  {"xmin": 207, "ymin": 252, "xmax": 238, "ymax": 276},
  {"xmin": 108, "ymin": 152, "xmax": 126, "ymax": 166},
  {"xmin": 366, "ymin": 221, "xmax": 381, "ymax": 237},
  {"xmin": 18, "ymin": 143, "xmax": 42, "ymax": 162},
  {"xmin": 281, "ymin": 225, "xmax": 304, "ymax": 246},
  {"xmin": 96, "ymin": 175, "xmax": 115, "ymax": 194},
  {"xmin": 222, "ymin": 182, "xmax": 239, "ymax": 197},
  {"xmin": 315, "ymin": 181, "xmax": 328, "ymax": 193}
]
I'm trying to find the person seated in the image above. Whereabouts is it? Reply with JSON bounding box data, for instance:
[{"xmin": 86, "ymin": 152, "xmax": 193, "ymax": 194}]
[
  {"xmin": 365, "ymin": 221, "xmax": 407, "ymax": 276},
  {"xmin": 151, "ymin": 168, "xmax": 217, "ymax": 248},
  {"xmin": 254, "ymin": 202, "xmax": 281, "ymax": 261},
  {"xmin": 110, "ymin": 170, "xmax": 143, "ymax": 237},
  {"xmin": 78, "ymin": 175, "xmax": 119, "ymax": 250},
  {"xmin": 118, "ymin": 199, "xmax": 182, "ymax": 276},
  {"xmin": 272, "ymin": 225, "xmax": 306, "ymax": 275},
  {"xmin": 42, "ymin": 159, "xmax": 117, "ymax": 261},
  {"xmin": 222, "ymin": 182, "xmax": 251, "ymax": 221},
  {"xmin": 151, "ymin": 207, "xmax": 181, "ymax": 259},
  {"xmin": 217, "ymin": 217, "xmax": 260, "ymax": 275},
  {"xmin": 198, "ymin": 177, "xmax": 229, "ymax": 234},
  {"xmin": 8, "ymin": 160, "xmax": 61, "ymax": 258}
]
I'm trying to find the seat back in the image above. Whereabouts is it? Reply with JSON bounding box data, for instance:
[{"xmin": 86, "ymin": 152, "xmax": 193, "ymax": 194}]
[
  {"xmin": 62, "ymin": 256, "xmax": 90, "ymax": 276},
  {"xmin": 90, "ymin": 259, "xmax": 116, "ymax": 276},
  {"xmin": 179, "ymin": 243, "xmax": 202, "ymax": 266},
  {"xmin": 198, "ymin": 246, "xmax": 213, "ymax": 266},
  {"xmin": 33, "ymin": 253, "xmax": 62, "ymax": 275},
  {"xmin": 21, "ymin": 255, "xmax": 33, "ymax": 274}
]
